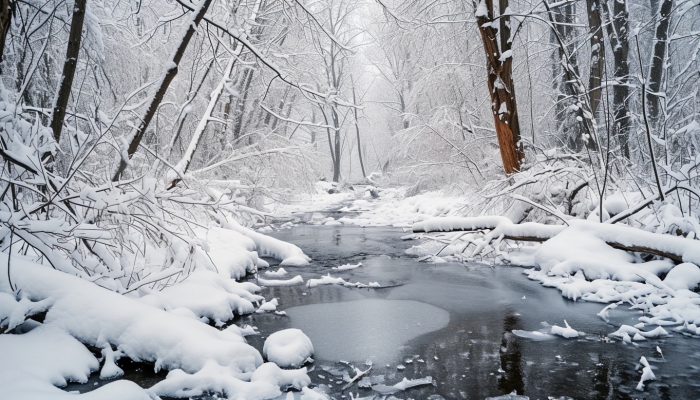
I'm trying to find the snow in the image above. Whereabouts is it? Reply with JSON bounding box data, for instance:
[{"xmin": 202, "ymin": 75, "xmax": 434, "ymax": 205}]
[
  {"xmin": 141, "ymin": 269, "xmax": 262, "ymax": 323},
  {"xmin": 0, "ymin": 325, "xmax": 151, "ymax": 399},
  {"xmin": 550, "ymin": 320, "xmax": 583, "ymax": 338},
  {"xmin": 205, "ymin": 227, "xmax": 260, "ymax": 279},
  {"xmin": 263, "ymin": 329, "xmax": 314, "ymax": 368},
  {"xmin": 475, "ymin": 0, "xmax": 489, "ymax": 17},
  {"xmin": 0, "ymin": 253, "xmax": 275, "ymax": 397},
  {"xmin": 221, "ymin": 219, "xmax": 311, "ymax": 266},
  {"xmin": 511, "ymin": 329, "xmax": 555, "ymax": 341},
  {"xmin": 259, "ymin": 275, "xmax": 305, "ymax": 287},
  {"xmin": 257, "ymin": 298, "xmax": 280, "ymax": 313},
  {"xmin": 332, "ymin": 262, "xmax": 362, "ymax": 270},
  {"xmin": 663, "ymin": 263, "xmax": 700, "ymax": 290},
  {"xmin": 307, "ymin": 274, "xmax": 346, "ymax": 287},
  {"xmin": 636, "ymin": 356, "xmax": 656, "ymax": 391},
  {"xmin": 371, "ymin": 376, "xmax": 434, "ymax": 394},
  {"xmin": 265, "ymin": 268, "xmax": 289, "ymax": 277}
]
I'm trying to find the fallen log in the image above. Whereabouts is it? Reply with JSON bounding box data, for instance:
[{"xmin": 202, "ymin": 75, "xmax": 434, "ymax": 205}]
[{"xmin": 412, "ymin": 217, "xmax": 698, "ymax": 265}]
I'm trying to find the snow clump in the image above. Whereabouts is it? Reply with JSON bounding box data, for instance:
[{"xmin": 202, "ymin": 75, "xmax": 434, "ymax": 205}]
[{"xmin": 263, "ymin": 329, "xmax": 314, "ymax": 368}]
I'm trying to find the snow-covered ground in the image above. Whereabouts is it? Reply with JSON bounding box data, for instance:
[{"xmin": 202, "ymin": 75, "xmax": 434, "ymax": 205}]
[
  {"xmin": 270, "ymin": 181, "xmax": 469, "ymax": 228},
  {"xmin": 0, "ymin": 216, "xmax": 320, "ymax": 400}
]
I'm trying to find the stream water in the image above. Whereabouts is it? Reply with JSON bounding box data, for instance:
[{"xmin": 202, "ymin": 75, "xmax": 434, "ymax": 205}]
[
  {"xmin": 65, "ymin": 223, "xmax": 700, "ymax": 399},
  {"xmin": 241, "ymin": 224, "xmax": 700, "ymax": 399}
]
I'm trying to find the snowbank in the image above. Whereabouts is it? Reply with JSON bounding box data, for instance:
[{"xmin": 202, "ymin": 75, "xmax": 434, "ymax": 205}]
[
  {"xmin": 141, "ymin": 269, "xmax": 263, "ymax": 324},
  {"xmin": 221, "ymin": 218, "xmax": 311, "ymax": 266}
]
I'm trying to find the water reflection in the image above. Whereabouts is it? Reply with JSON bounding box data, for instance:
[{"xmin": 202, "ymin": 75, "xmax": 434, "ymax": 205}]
[{"xmin": 498, "ymin": 312, "xmax": 524, "ymax": 395}]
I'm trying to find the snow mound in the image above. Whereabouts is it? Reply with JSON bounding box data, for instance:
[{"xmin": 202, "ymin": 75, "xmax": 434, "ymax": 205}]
[
  {"xmin": 264, "ymin": 268, "xmax": 288, "ymax": 277},
  {"xmin": 257, "ymin": 298, "xmax": 279, "ymax": 313},
  {"xmin": 142, "ymin": 269, "xmax": 262, "ymax": 324},
  {"xmin": 307, "ymin": 274, "xmax": 346, "ymax": 287},
  {"xmin": 263, "ymin": 329, "xmax": 314, "ymax": 368},
  {"xmin": 206, "ymin": 227, "xmax": 260, "ymax": 279},
  {"xmin": 2, "ymin": 255, "xmax": 264, "ymax": 382},
  {"xmin": 221, "ymin": 218, "xmax": 311, "ymax": 266},
  {"xmin": 250, "ymin": 362, "xmax": 311, "ymax": 390},
  {"xmin": 0, "ymin": 325, "xmax": 151, "ymax": 399},
  {"xmin": 663, "ymin": 263, "xmax": 700, "ymax": 291}
]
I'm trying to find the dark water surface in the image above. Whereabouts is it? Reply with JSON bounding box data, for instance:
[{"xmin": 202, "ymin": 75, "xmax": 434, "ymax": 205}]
[{"xmin": 241, "ymin": 224, "xmax": 700, "ymax": 400}]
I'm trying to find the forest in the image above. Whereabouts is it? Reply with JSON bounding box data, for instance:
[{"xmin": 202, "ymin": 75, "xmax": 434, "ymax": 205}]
[{"xmin": 2, "ymin": 0, "xmax": 700, "ymax": 398}]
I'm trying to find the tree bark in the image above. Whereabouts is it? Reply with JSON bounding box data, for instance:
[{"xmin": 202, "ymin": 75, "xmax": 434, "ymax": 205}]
[
  {"xmin": 50, "ymin": 0, "xmax": 87, "ymax": 144},
  {"xmin": 351, "ymin": 79, "xmax": 366, "ymax": 178},
  {"xmin": 112, "ymin": 0, "xmax": 212, "ymax": 181},
  {"xmin": 647, "ymin": 0, "xmax": 674, "ymax": 126},
  {"xmin": 476, "ymin": 0, "xmax": 523, "ymax": 174},
  {"xmin": 0, "ymin": 0, "xmax": 12, "ymax": 72},
  {"xmin": 602, "ymin": 0, "xmax": 631, "ymax": 158},
  {"xmin": 587, "ymin": 0, "xmax": 604, "ymax": 117}
]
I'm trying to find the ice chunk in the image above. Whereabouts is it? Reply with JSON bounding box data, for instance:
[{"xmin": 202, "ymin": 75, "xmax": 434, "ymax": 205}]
[
  {"xmin": 264, "ymin": 329, "xmax": 314, "ymax": 368},
  {"xmin": 372, "ymin": 376, "xmax": 433, "ymax": 394},
  {"xmin": 635, "ymin": 356, "xmax": 656, "ymax": 391},
  {"xmin": 512, "ymin": 330, "xmax": 555, "ymax": 341},
  {"xmin": 333, "ymin": 262, "xmax": 362, "ymax": 271},
  {"xmin": 550, "ymin": 320, "xmax": 582, "ymax": 338}
]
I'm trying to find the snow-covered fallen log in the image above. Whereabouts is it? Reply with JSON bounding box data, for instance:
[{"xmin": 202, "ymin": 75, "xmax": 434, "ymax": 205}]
[{"xmin": 413, "ymin": 217, "xmax": 700, "ymax": 264}]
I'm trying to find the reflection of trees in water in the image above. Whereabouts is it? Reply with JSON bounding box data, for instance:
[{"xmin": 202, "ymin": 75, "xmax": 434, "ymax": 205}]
[{"xmin": 498, "ymin": 312, "xmax": 524, "ymax": 395}]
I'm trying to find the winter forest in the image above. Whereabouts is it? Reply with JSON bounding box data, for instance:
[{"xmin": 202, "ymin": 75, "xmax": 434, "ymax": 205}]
[{"xmin": 3, "ymin": 0, "xmax": 700, "ymax": 398}]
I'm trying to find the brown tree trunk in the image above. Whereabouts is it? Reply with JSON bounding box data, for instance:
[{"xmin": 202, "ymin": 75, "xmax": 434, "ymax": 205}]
[
  {"xmin": 112, "ymin": 0, "xmax": 212, "ymax": 181},
  {"xmin": 476, "ymin": 0, "xmax": 523, "ymax": 174},
  {"xmin": 0, "ymin": 0, "xmax": 12, "ymax": 72},
  {"xmin": 50, "ymin": 0, "xmax": 87, "ymax": 143}
]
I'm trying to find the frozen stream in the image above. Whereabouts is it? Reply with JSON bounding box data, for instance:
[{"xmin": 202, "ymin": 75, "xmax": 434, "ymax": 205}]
[
  {"xmin": 243, "ymin": 224, "xmax": 700, "ymax": 399},
  {"xmin": 64, "ymin": 224, "xmax": 700, "ymax": 399}
]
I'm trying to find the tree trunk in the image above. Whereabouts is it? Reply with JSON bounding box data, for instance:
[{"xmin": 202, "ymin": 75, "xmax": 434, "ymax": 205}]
[
  {"xmin": 231, "ymin": 66, "xmax": 254, "ymax": 141},
  {"xmin": 112, "ymin": 0, "xmax": 213, "ymax": 181},
  {"xmin": 351, "ymin": 79, "xmax": 366, "ymax": 178},
  {"xmin": 475, "ymin": 0, "xmax": 523, "ymax": 174},
  {"xmin": 587, "ymin": 0, "xmax": 604, "ymax": 117},
  {"xmin": 50, "ymin": 0, "xmax": 87, "ymax": 144},
  {"xmin": 331, "ymin": 106, "xmax": 342, "ymax": 182},
  {"xmin": 647, "ymin": 0, "xmax": 674, "ymax": 126},
  {"xmin": 0, "ymin": 0, "xmax": 12, "ymax": 72},
  {"xmin": 602, "ymin": 0, "xmax": 631, "ymax": 158}
]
